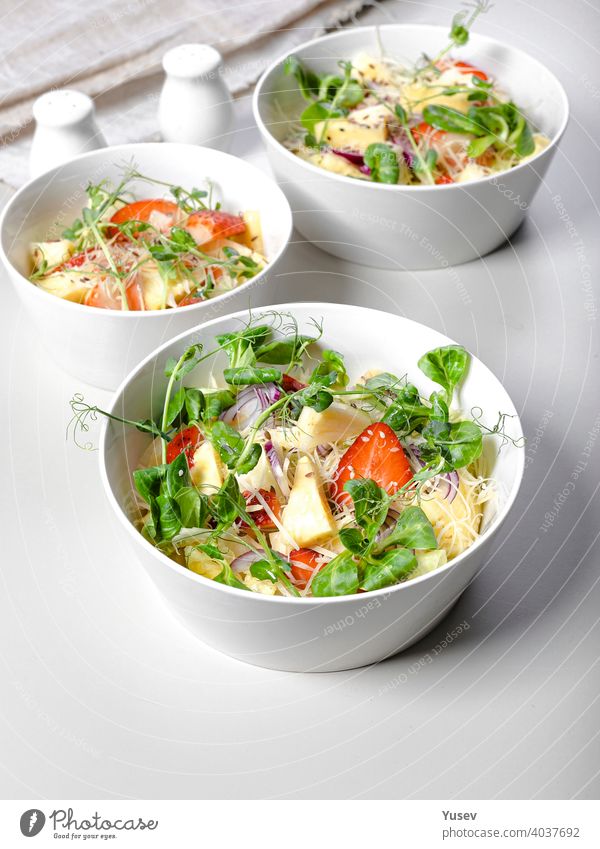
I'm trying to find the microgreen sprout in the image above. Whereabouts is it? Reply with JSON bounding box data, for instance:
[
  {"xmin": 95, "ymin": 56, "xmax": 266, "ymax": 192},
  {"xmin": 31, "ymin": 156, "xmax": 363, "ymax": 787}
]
[
  {"xmin": 415, "ymin": 1, "xmax": 494, "ymax": 80},
  {"xmin": 471, "ymin": 407, "xmax": 526, "ymax": 449},
  {"xmin": 67, "ymin": 394, "xmax": 169, "ymax": 450}
]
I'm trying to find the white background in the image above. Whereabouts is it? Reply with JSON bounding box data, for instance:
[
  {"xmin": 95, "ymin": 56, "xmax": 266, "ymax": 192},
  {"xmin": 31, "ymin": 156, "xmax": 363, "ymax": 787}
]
[{"xmin": 1, "ymin": 0, "xmax": 599, "ymax": 800}]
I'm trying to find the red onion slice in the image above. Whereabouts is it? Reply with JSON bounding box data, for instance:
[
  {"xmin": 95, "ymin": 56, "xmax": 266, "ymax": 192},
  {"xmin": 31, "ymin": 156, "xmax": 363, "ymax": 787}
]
[
  {"xmin": 255, "ymin": 383, "xmax": 281, "ymax": 409},
  {"xmin": 406, "ymin": 442, "xmax": 460, "ymax": 502},
  {"xmin": 231, "ymin": 551, "xmax": 262, "ymax": 573},
  {"xmin": 220, "ymin": 385, "xmax": 259, "ymax": 424},
  {"xmin": 331, "ymin": 148, "xmax": 365, "ymax": 166},
  {"xmin": 220, "ymin": 382, "xmax": 280, "ymax": 431},
  {"xmin": 405, "ymin": 442, "xmax": 424, "ymax": 469},
  {"xmin": 375, "ymin": 509, "xmax": 401, "ymax": 544},
  {"xmin": 264, "ymin": 440, "xmax": 290, "ymax": 498},
  {"xmin": 442, "ymin": 470, "xmax": 460, "ymax": 503},
  {"xmin": 434, "ymin": 475, "xmax": 450, "ymax": 500},
  {"xmin": 390, "ymin": 129, "xmax": 415, "ymax": 170}
]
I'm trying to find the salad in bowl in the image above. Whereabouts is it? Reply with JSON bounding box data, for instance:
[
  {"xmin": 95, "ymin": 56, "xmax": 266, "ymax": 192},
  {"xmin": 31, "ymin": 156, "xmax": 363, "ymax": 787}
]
[
  {"xmin": 29, "ymin": 168, "xmax": 266, "ymax": 310},
  {"xmin": 253, "ymin": 11, "xmax": 567, "ymax": 269},
  {"xmin": 283, "ymin": 5, "xmax": 548, "ymax": 186},
  {"xmin": 0, "ymin": 143, "xmax": 292, "ymax": 388},
  {"xmin": 97, "ymin": 304, "xmax": 524, "ymax": 669},
  {"xmin": 81, "ymin": 310, "xmax": 516, "ymax": 599}
]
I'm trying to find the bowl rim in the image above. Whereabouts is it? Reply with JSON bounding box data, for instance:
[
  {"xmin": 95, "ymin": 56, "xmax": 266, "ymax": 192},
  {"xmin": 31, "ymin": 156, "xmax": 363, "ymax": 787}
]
[
  {"xmin": 99, "ymin": 301, "xmax": 526, "ymax": 605},
  {"xmin": 0, "ymin": 141, "xmax": 293, "ymax": 320},
  {"xmin": 252, "ymin": 22, "xmax": 570, "ymax": 193}
]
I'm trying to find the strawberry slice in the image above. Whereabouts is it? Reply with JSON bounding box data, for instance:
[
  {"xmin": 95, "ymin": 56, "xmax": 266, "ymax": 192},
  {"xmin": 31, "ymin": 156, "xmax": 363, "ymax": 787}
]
[
  {"xmin": 453, "ymin": 60, "xmax": 488, "ymax": 81},
  {"xmin": 110, "ymin": 201, "xmax": 245, "ymax": 246},
  {"xmin": 166, "ymin": 426, "xmax": 203, "ymax": 466},
  {"xmin": 412, "ymin": 122, "xmax": 447, "ymax": 145},
  {"xmin": 177, "ymin": 266, "xmax": 223, "ymax": 307},
  {"xmin": 239, "ymin": 489, "xmax": 282, "ymax": 533},
  {"xmin": 289, "ymin": 548, "xmax": 325, "ymax": 589},
  {"xmin": 85, "ymin": 278, "xmax": 145, "ymax": 310},
  {"xmin": 281, "ymin": 373, "xmax": 307, "ymax": 393},
  {"xmin": 332, "ymin": 422, "xmax": 413, "ymax": 504},
  {"xmin": 110, "ymin": 199, "xmax": 178, "ymax": 228},
  {"xmin": 185, "ymin": 210, "xmax": 246, "ymax": 245},
  {"xmin": 177, "ymin": 289, "xmax": 206, "ymax": 307}
]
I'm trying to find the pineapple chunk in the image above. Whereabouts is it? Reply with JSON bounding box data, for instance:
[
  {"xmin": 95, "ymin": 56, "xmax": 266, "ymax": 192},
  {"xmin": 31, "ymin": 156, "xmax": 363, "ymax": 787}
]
[
  {"xmin": 296, "ymin": 402, "xmax": 372, "ymax": 451},
  {"xmin": 269, "ymin": 531, "xmax": 293, "ymax": 557},
  {"xmin": 190, "ymin": 442, "xmax": 225, "ymax": 494},
  {"xmin": 313, "ymin": 118, "xmax": 388, "ymax": 152},
  {"xmin": 35, "ymin": 270, "xmax": 89, "ymax": 303},
  {"xmin": 420, "ymin": 480, "xmax": 482, "ymax": 560},
  {"xmin": 268, "ymin": 404, "xmax": 371, "ymax": 455},
  {"xmin": 351, "ymin": 53, "xmax": 395, "ymax": 85},
  {"xmin": 243, "ymin": 574, "xmax": 278, "ymax": 595},
  {"xmin": 236, "ymin": 446, "xmax": 279, "ymax": 495},
  {"xmin": 457, "ymin": 163, "xmax": 487, "ymax": 184},
  {"xmin": 186, "ymin": 547, "xmax": 223, "ymax": 579},
  {"xmin": 31, "ymin": 239, "xmax": 74, "ymax": 270},
  {"xmin": 268, "ymin": 426, "xmax": 301, "ymax": 454},
  {"xmin": 298, "ymin": 150, "xmax": 367, "ymax": 179},
  {"xmin": 139, "ymin": 262, "xmax": 166, "ymax": 310},
  {"xmin": 216, "ymin": 239, "xmax": 266, "ymax": 267},
  {"xmin": 241, "ymin": 210, "xmax": 264, "ymax": 255},
  {"xmin": 349, "ymin": 104, "xmax": 390, "ymax": 128},
  {"xmin": 411, "ymin": 549, "xmax": 448, "ymax": 579},
  {"xmin": 139, "ymin": 261, "xmax": 188, "ymax": 309},
  {"xmin": 281, "ymin": 455, "xmax": 337, "ymax": 547},
  {"xmin": 402, "ymin": 68, "xmax": 475, "ymax": 114}
]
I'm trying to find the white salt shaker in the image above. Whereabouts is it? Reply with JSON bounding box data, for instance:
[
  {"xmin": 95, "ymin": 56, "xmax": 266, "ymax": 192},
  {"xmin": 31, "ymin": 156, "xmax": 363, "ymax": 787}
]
[
  {"xmin": 30, "ymin": 90, "xmax": 106, "ymax": 178},
  {"xmin": 158, "ymin": 44, "xmax": 234, "ymax": 151}
]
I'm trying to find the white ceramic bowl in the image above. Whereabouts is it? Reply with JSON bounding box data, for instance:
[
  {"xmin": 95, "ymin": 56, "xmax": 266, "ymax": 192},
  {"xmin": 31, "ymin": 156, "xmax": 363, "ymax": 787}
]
[
  {"xmin": 0, "ymin": 143, "xmax": 293, "ymax": 389},
  {"xmin": 100, "ymin": 303, "xmax": 524, "ymax": 672},
  {"xmin": 253, "ymin": 25, "xmax": 569, "ymax": 270}
]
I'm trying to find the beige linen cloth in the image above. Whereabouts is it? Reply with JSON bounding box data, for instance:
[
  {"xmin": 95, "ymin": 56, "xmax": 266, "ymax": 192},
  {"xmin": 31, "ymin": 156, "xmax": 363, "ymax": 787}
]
[{"xmin": 0, "ymin": 0, "xmax": 378, "ymax": 186}]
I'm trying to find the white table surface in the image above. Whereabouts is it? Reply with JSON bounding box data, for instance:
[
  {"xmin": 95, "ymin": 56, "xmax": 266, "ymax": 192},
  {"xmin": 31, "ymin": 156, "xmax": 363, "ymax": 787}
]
[{"xmin": 1, "ymin": 0, "xmax": 599, "ymax": 801}]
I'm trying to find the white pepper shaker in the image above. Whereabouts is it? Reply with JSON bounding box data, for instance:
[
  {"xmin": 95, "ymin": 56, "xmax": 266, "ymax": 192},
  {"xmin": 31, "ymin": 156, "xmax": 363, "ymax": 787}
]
[
  {"xmin": 158, "ymin": 44, "xmax": 234, "ymax": 151},
  {"xmin": 30, "ymin": 90, "xmax": 106, "ymax": 178}
]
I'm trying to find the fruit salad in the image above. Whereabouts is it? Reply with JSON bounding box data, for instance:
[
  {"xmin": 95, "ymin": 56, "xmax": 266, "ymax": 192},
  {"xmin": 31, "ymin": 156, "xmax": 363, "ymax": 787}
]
[
  {"xmin": 283, "ymin": 5, "xmax": 549, "ymax": 186},
  {"xmin": 72, "ymin": 313, "xmax": 509, "ymax": 598},
  {"xmin": 30, "ymin": 168, "xmax": 266, "ymax": 310}
]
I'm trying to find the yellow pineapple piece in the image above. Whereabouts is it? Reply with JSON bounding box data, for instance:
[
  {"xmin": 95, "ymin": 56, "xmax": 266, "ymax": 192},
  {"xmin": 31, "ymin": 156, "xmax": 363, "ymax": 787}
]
[{"xmin": 281, "ymin": 455, "xmax": 337, "ymax": 547}]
